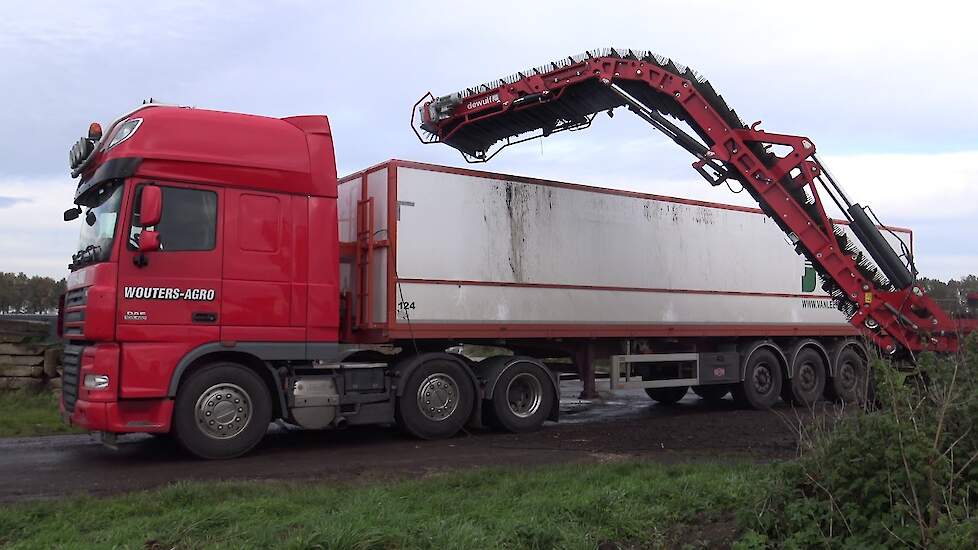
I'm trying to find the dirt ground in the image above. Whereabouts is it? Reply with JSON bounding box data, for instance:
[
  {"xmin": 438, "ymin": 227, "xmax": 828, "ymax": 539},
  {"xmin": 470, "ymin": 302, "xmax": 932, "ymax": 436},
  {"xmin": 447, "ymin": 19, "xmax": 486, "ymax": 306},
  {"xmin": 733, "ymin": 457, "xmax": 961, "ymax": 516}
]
[{"xmin": 0, "ymin": 382, "xmax": 819, "ymax": 503}]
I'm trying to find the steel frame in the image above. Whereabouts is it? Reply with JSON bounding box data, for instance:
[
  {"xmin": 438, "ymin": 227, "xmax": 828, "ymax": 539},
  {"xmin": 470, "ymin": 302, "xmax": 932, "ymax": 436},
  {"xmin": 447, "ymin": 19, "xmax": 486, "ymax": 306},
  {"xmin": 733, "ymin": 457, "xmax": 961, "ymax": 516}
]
[
  {"xmin": 418, "ymin": 53, "xmax": 972, "ymax": 356},
  {"xmin": 610, "ymin": 353, "xmax": 700, "ymax": 390}
]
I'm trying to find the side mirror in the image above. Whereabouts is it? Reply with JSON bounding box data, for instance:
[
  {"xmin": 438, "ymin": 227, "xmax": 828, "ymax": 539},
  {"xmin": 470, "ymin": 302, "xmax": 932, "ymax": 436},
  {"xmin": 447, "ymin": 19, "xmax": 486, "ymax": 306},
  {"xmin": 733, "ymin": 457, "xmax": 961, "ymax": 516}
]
[
  {"xmin": 137, "ymin": 230, "xmax": 161, "ymax": 252},
  {"xmin": 63, "ymin": 207, "xmax": 81, "ymax": 221},
  {"xmin": 139, "ymin": 185, "xmax": 162, "ymax": 227}
]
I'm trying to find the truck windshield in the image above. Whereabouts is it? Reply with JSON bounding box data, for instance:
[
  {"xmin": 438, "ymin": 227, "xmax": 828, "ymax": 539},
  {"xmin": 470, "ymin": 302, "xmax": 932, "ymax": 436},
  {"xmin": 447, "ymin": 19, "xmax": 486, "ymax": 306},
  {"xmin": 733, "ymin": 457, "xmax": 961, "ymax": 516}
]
[{"xmin": 73, "ymin": 182, "xmax": 123, "ymax": 268}]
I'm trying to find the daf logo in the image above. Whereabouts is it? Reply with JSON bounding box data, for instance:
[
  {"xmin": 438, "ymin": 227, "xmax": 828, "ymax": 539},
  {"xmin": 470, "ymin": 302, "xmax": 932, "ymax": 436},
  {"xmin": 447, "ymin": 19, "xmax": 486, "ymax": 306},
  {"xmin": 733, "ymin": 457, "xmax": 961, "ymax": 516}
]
[{"xmin": 124, "ymin": 311, "xmax": 147, "ymax": 321}]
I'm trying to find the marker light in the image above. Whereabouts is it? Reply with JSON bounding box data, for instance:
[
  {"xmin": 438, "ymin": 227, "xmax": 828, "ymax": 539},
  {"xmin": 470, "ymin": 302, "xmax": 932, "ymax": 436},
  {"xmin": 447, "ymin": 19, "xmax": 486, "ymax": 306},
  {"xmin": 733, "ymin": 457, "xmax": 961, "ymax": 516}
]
[
  {"xmin": 106, "ymin": 118, "xmax": 143, "ymax": 149},
  {"xmin": 88, "ymin": 122, "xmax": 103, "ymax": 140}
]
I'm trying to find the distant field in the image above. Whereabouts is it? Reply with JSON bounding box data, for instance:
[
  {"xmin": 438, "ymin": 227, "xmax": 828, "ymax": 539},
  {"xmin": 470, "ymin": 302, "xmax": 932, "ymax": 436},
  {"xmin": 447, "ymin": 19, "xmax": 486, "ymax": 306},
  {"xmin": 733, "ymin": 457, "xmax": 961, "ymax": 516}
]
[
  {"xmin": 0, "ymin": 461, "xmax": 765, "ymax": 549},
  {"xmin": 0, "ymin": 391, "xmax": 78, "ymax": 437}
]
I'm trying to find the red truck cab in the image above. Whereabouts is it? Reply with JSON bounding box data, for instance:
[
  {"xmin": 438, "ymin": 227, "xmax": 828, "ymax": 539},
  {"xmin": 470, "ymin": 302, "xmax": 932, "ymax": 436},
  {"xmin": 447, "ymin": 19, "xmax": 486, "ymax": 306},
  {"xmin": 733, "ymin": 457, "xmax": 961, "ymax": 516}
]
[{"xmin": 62, "ymin": 105, "xmax": 350, "ymax": 456}]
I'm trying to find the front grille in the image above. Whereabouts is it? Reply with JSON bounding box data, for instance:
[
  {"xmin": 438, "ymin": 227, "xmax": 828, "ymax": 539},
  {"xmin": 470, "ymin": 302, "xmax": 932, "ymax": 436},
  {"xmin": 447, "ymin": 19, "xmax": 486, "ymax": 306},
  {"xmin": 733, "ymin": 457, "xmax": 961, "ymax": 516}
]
[
  {"xmin": 65, "ymin": 287, "xmax": 88, "ymax": 307},
  {"xmin": 64, "ymin": 310, "xmax": 85, "ymax": 323},
  {"xmin": 63, "ymin": 287, "xmax": 88, "ymax": 337},
  {"xmin": 62, "ymin": 344, "xmax": 85, "ymax": 413}
]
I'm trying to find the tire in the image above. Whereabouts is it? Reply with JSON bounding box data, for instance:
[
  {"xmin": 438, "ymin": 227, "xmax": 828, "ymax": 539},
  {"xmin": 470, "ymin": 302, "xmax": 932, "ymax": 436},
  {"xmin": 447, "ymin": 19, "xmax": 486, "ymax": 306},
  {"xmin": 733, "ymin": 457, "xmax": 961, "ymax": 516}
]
[
  {"xmin": 731, "ymin": 349, "xmax": 783, "ymax": 410},
  {"xmin": 488, "ymin": 362, "xmax": 555, "ymax": 433},
  {"xmin": 692, "ymin": 384, "xmax": 730, "ymax": 404},
  {"xmin": 396, "ymin": 359, "xmax": 475, "ymax": 440},
  {"xmin": 172, "ymin": 362, "xmax": 272, "ymax": 460},
  {"xmin": 829, "ymin": 348, "xmax": 870, "ymax": 405},
  {"xmin": 786, "ymin": 348, "xmax": 826, "ymax": 407},
  {"xmin": 644, "ymin": 385, "xmax": 689, "ymax": 404}
]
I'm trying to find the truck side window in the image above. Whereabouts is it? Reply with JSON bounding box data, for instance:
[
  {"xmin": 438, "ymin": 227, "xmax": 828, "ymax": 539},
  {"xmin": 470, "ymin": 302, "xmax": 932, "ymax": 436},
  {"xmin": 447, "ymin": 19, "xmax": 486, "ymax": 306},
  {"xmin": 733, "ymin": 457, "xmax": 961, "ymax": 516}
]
[{"xmin": 130, "ymin": 185, "xmax": 218, "ymax": 251}]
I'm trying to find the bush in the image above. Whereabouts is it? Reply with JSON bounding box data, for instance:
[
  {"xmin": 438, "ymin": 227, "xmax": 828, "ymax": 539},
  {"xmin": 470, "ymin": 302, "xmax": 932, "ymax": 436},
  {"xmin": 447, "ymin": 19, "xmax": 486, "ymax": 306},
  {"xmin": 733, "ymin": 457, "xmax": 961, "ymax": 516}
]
[{"xmin": 751, "ymin": 334, "xmax": 978, "ymax": 548}]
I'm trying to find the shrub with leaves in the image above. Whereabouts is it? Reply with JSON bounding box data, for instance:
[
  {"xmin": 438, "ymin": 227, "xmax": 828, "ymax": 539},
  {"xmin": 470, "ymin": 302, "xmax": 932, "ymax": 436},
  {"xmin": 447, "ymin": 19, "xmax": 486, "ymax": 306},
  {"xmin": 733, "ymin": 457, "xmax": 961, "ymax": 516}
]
[{"xmin": 751, "ymin": 334, "xmax": 978, "ymax": 548}]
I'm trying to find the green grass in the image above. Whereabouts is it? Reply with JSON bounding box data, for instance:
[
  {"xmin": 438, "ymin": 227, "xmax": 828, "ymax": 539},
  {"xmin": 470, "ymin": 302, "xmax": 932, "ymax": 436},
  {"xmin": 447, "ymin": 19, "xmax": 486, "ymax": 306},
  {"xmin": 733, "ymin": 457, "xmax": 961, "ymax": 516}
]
[
  {"xmin": 0, "ymin": 461, "xmax": 766, "ymax": 549},
  {"xmin": 0, "ymin": 390, "xmax": 79, "ymax": 437}
]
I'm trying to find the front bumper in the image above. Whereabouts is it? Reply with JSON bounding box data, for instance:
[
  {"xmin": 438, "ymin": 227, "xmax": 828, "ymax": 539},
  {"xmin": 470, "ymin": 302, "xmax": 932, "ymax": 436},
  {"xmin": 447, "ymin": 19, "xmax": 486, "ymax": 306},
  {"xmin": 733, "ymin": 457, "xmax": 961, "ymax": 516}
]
[
  {"xmin": 63, "ymin": 397, "xmax": 173, "ymax": 434},
  {"xmin": 61, "ymin": 341, "xmax": 172, "ymax": 434}
]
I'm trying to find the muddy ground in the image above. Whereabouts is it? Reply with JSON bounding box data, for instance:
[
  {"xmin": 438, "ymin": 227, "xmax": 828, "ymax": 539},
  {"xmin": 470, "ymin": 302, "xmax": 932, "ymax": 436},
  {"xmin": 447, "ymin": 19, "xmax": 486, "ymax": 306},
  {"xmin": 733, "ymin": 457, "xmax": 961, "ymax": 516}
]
[{"xmin": 0, "ymin": 381, "xmax": 823, "ymax": 503}]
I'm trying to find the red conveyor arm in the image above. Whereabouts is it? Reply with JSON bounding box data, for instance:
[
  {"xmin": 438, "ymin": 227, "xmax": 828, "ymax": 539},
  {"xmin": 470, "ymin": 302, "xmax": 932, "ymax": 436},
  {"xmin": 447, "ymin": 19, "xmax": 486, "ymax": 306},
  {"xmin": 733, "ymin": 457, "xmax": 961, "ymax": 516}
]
[{"xmin": 415, "ymin": 48, "xmax": 968, "ymax": 356}]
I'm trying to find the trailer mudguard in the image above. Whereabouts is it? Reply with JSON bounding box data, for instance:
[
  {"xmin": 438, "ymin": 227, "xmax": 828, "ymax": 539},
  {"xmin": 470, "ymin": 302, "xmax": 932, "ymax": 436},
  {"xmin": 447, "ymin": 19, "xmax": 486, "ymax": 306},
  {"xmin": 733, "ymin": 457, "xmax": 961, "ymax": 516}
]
[
  {"xmin": 738, "ymin": 340, "xmax": 788, "ymax": 382},
  {"xmin": 786, "ymin": 339, "xmax": 831, "ymax": 380}
]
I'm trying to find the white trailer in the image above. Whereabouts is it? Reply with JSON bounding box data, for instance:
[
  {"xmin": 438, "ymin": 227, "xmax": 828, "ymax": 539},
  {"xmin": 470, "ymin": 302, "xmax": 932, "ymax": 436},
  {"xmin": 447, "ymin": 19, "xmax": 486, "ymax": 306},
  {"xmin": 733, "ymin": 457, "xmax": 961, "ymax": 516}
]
[{"xmin": 337, "ymin": 160, "xmax": 909, "ymax": 417}]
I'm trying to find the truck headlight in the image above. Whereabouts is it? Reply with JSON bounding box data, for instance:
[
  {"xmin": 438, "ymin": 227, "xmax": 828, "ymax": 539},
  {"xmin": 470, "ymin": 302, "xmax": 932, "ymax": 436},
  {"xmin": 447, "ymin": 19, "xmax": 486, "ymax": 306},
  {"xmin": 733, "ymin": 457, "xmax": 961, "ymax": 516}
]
[{"xmin": 84, "ymin": 374, "xmax": 110, "ymax": 389}]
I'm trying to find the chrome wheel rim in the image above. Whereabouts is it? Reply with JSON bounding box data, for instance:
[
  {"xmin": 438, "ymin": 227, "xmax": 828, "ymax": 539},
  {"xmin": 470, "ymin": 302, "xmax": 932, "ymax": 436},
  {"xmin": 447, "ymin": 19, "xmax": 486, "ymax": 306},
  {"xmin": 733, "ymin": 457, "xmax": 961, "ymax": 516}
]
[
  {"xmin": 195, "ymin": 383, "xmax": 252, "ymax": 440},
  {"xmin": 417, "ymin": 373, "xmax": 459, "ymax": 421},
  {"xmin": 506, "ymin": 373, "xmax": 543, "ymax": 418}
]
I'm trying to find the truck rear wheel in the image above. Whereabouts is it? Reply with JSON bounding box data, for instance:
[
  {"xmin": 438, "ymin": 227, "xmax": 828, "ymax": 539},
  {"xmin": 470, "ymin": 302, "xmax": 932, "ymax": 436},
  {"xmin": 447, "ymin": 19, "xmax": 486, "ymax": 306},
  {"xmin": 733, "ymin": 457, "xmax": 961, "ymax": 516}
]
[
  {"xmin": 396, "ymin": 359, "xmax": 474, "ymax": 440},
  {"xmin": 488, "ymin": 363, "xmax": 555, "ymax": 433},
  {"xmin": 692, "ymin": 385, "xmax": 730, "ymax": 404},
  {"xmin": 829, "ymin": 348, "xmax": 870, "ymax": 405},
  {"xmin": 732, "ymin": 349, "xmax": 782, "ymax": 410},
  {"xmin": 644, "ymin": 385, "xmax": 689, "ymax": 404},
  {"xmin": 172, "ymin": 362, "xmax": 272, "ymax": 460},
  {"xmin": 786, "ymin": 348, "xmax": 826, "ymax": 407}
]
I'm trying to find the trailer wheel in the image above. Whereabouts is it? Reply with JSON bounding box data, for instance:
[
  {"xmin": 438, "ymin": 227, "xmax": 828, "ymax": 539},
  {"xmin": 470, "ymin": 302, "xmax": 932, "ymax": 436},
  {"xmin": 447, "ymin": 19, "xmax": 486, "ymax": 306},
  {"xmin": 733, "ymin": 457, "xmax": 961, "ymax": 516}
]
[
  {"xmin": 830, "ymin": 348, "xmax": 870, "ymax": 405},
  {"xmin": 732, "ymin": 349, "xmax": 783, "ymax": 410},
  {"xmin": 692, "ymin": 385, "xmax": 730, "ymax": 404},
  {"xmin": 644, "ymin": 386, "xmax": 689, "ymax": 404},
  {"xmin": 172, "ymin": 362, "xmax": 272, "ymax": 460},
  {"xmin": 488, "ymin": 363, "xmax": 555, "ymax": 433},
  {"xmin": 396, "ymin": 359, "xmax": 474, "ymax": 440},
  {"xmin": 787, "ymin": 348, "xmax": 826, "ymax": 407}
]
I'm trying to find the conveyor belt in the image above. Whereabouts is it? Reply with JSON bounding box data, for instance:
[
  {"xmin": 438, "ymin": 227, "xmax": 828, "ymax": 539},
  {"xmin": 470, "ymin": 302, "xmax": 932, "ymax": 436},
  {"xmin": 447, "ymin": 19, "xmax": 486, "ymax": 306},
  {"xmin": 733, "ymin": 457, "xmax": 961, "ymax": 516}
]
[{"xmin": 417, "ymin": 48, "xmax": 962, "ymax": 355}]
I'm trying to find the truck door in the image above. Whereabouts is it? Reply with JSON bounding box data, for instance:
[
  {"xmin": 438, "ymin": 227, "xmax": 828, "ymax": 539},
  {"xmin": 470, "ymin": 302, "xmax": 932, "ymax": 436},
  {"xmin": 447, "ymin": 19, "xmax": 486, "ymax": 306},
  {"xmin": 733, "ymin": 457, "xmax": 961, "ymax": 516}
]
[
  {"xmin": 220, "ymin": 189, "xmax": 300, "ymax": 342},
  {"xmin": 118, "ymin": 180, "xmax": 223, "ymax": 337}
]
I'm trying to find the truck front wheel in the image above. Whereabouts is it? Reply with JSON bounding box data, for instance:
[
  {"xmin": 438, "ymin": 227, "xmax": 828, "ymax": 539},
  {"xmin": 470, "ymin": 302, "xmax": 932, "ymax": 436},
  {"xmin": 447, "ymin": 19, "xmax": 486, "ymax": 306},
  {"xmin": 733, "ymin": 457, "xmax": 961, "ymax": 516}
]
[
  {"xmin": 172, "ymin": 362, "xmax": 272, "ymax": 460},
  {"xmin": 396, "ymin": 359, "xmax": 475, "ymax": 440}
]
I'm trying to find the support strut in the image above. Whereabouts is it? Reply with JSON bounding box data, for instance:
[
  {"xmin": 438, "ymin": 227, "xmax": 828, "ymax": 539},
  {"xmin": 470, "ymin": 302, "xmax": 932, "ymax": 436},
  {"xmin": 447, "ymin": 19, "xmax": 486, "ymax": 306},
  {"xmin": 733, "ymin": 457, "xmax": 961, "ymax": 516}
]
[{"xmin": 606, "ymin": 83, "xmax": 733, "ymax": 186}]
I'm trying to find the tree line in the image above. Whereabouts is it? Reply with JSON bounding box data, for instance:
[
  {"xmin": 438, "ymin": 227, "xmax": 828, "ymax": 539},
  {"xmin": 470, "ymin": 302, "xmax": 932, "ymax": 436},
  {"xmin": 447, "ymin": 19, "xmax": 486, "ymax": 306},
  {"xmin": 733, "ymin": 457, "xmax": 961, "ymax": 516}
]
[
  {"xmin": 0, "ymin": 272, "xmax": 67, "ymax": 314},
  {"xmin": 918, "ymin": 274, "xmax": 978, "ymax": 315}
]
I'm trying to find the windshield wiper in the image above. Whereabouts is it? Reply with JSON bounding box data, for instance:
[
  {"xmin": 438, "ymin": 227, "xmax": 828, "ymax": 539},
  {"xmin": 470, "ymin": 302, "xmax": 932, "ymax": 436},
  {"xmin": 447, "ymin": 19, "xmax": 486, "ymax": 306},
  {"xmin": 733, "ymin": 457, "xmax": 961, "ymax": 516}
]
[{"xmin": 69, "ymin": 244, "xmax": 102, "ymax": 270}]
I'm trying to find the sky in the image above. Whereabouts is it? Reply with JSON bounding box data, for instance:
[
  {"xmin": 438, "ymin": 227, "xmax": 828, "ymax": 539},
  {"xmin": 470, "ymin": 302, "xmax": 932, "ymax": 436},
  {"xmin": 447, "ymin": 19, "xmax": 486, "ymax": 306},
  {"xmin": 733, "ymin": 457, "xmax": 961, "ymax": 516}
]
[{"xmin": 0, "ymin": 0, "xmax": 975, "ymax": 280}]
